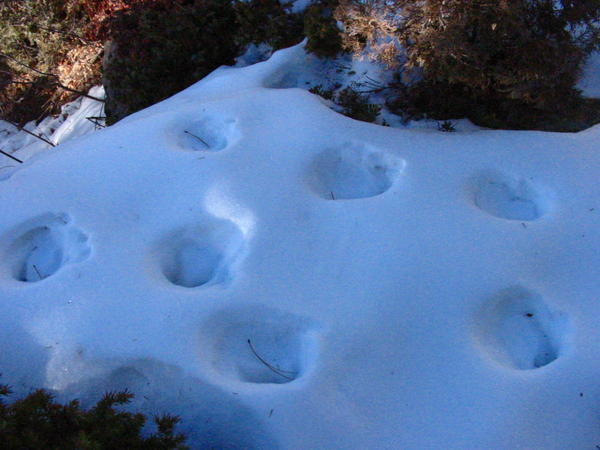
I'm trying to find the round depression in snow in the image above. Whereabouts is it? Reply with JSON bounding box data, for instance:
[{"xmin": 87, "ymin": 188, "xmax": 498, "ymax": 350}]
[
  {"xmin": 309, "ymin": 144, "xmax": 405, "ymax": 200},
  {"xmin": 4, "ymin": 213, "xmax": 91, "ymax": 282},
  {"xmin": 198, "ymin": 306, "xmax": 321, "ymax": 385},
  {"xmin": 159, "ymin": 219, "xmax": 246, "ymax": 288},
  {"xmin": 176, "ymin": 116, "xmax": 240, "ymax": 152},
  {"xmin": 472, "ymin": 171, "xmax": 549, "ymax": 221},
  {"xmin": 474, "ymin": 287, "xmax": 569, "ymax": 370}
]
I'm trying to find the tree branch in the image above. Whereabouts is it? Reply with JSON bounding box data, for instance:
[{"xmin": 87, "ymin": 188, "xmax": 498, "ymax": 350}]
[
  {"xmin": 1, "ymin": 118, "xmax": 56, "ymax": 147},
  {"xmin": 54, "ymin": 82, "xmax": 104, "ymax": 102},
  {"xmin": 0, "ymin": 149, "xmax": 23, "ymax": 163},
  {"xmin": 0, "ymin": 52, "xmax": 56, "ymax": 78}
]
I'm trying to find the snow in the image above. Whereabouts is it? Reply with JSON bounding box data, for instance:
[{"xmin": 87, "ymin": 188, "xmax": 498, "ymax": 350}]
[
  {"xmin": 473, "ymin": 171, "xmax": 551, "ymax": 221},
  {"xmin": 0, "ymin": 85, "xmax": 105, "ymax": 178},
  {"xmin": 9, "ymin": 213, "xmax": 92, "ymax": 282},
  {"xmin": 579, "ymin": 51, "xmax": 600, "ymax": 98},
  {"xmin": 289, "ymin": 0, "xmax": 312, "ymax": 13},
  {"xmin": 1, "ymin": 42, "xmax": 600, "ymax": 449},
  {"xmin": 309, "ymin": 143, "xmax": 405, "ymax": 200}
]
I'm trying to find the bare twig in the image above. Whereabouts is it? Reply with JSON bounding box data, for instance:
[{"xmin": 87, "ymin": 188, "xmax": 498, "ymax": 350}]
[
  {"xmin": 1, "ymin": 118, "xmax": 56, "ymax": 147},
  {"xmin": 364, "ymin": 75, "xmax": 384, "ymax": 85},
  {"xmin": 184, "ymin": 130, "xmax": 209, "ymax": 147},
  {"xmin": 247, "ymin": 339, "xmax": 295, "ymax": 381},
  {"xmin": 353, "ymin": 75, "xmax": 392, "ymax": 94},
  {"xmin": 55, "ymin": 83, "xmax": 105, "ymax": 103},
  {"xmin": 333, "ymin": 62, "xmax": 352, "ymax": 70},
  {"xmin": 0, "ymin": 149, "xmax": 23, "ymax": 163},
  {"xmin": 353, "ymin": 87, "xmax": 389, "ymax": 94},
  {"xmin": 32, "ymin": 264, "xmax": 43, "ymax": 280},
  {"xmin": 86, "ymin": 116, "xmax": 106, "ymax": 129},
  {"xmin": 0, "ymin": 52, "xmax": 56, "ymax": 78}
]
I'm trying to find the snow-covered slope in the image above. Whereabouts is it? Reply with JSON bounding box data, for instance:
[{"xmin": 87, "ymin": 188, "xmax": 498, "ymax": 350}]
[{"xmin": 1, "ymin": 43, "xmax": 600, "ymax": 449}]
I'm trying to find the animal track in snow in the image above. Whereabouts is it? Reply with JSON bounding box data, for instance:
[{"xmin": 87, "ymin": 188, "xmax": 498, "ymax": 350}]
[
  {"xmin": 475, "ymin": 287, "xmax": 569, "ymax": 370},
  {"xmin": 473, "ymin": 171, "xmax": 548, "ymax": 221},
  {"xmin": 160, "ymin": 219, "xmax": 246, "ymax": 288},
  {"xmin": 8, "ymin": 213, "xmax": 91, "ymax": 282},
  {"xmin": 178, "ymin": 116, "xmax": 239, "ymax": 152},
  {"xmin": 199, "ymin": 306, "xmax": 320, "ymax": 385},
  {"xmin": 309, "ymin": 144, "xmax": 405, "ymax": 200}
]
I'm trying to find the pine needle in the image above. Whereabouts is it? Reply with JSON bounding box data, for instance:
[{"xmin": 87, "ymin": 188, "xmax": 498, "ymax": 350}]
[{"xmin": 247, "ymin": 339, "xmax": 296, "ymax": 381}]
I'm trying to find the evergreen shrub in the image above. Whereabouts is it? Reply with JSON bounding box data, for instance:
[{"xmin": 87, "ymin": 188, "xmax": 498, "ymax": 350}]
[
  {"xmin": 0, "ymin": 0, "xmax": 100, "ymax": 124},
  {"xmin": 0, "ymin": 384, "xmax": 188, "ymax": 449},
  {"xmin": 233, "ymin": 0, "xmax": 304, "ymax": 51},
  {"xmin": 103, "ymin": 0, "xmax": 240, "ymax": 124},
  {"xmin": 335, "ymin": 0, "xmax": 600, "ymax": 131},
  {"xmin": 304, "ymin": 1, "xmax": 343, "ymax": 58}
]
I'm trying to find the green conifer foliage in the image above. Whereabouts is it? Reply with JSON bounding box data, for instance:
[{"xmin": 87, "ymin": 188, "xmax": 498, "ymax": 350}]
[{"xmin": 0, "ymin": 385, "xmax": 188, "ymax": 449}]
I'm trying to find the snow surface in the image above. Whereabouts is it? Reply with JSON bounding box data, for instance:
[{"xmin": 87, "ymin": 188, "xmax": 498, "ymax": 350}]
[
  {"xmin": 579, "ymin": 51, "xmax": 600, "ymax": 98},
  {"xmin": 0, "ymin": 86, "xmax": 105, "ymax": 178},
  {"xmin": 1, "ymin": 43, "xmax": 600, "ymax": 449}
]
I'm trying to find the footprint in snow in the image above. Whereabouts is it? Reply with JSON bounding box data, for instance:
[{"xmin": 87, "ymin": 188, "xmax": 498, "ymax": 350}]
[
  {"xmin": 8, "ymin": 213, "xmax": 91, "ymax": 282},
  {"xmin": 473, "ymin": 171, "xmax": 549, "ymax": 221},
  {"xmin": 160, "ymin": 219, "xmax": 246, "ymax": 288},
  {"xmin": 178, "ymin": 116, "xmax": 239, "ymax": 152},
  {"xmin": 474, "ymin": 287, "xmax": 569, "ymax": 370},
  {"xmin": 198, "ymin": 306, "xmax": 321, "ymax": 385},
  {"xmin": 310, "ymin": 144, "xmax": 405, "ymax": 200}
]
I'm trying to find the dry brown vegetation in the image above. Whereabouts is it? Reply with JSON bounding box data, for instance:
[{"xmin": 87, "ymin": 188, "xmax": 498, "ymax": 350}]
[
  {"xmin": 1, "ymin": 0, "xmax": 599, "ymax": 131},
  {"xmin": 333, "ymin": 0, "xmax": 600, "ymax": 130},
  {"xmin": 0, "ymin": 0, "xmax": 145, "ymax": 125}
]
